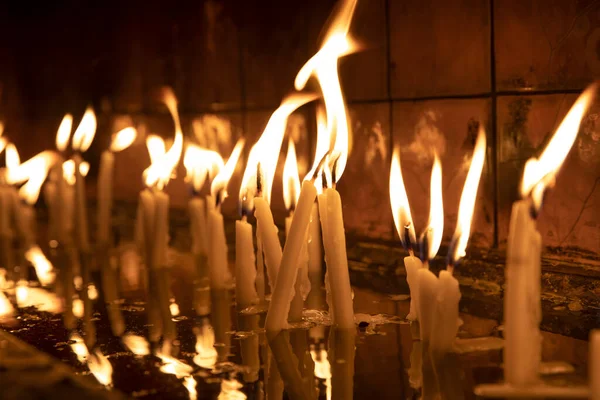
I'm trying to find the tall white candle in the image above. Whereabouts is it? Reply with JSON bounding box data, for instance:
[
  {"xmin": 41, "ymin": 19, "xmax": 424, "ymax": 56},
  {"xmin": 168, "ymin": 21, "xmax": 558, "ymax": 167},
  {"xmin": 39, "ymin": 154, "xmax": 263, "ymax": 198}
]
[
  {"xmin": 306, "ymin": 203, "xmax": 323, "ymax": 310},
  {"xmin": 265, "ymin": 180, "xmax": 317, "ymax": 332},
  {"xmin": 285, "ymin": 215, "xmax": 309, "ymax": 323},
  {"xmin": 235, "ymin": 217, "xmax": 258, "ymax": 310},
  {"xmin": 208, "ymin": 207, "xmax": 232, "ymax": 290},
  {"xmin": 73, "ymin": 154, "xmax": 90, "ymax": 254},
  {"xmin": 405, "ymin": 255, "xmax": 423, "ymax": 321},
  {"xmin": 96, "ymin": 150, "xmax": 114, "ymax": 245},
  {"xmin": 189, "ymin": 197, "xmax": 207, "ymax": 256},
  {"xmin": 254, "ymin": 197, "xmax": 282, "ymax": 291},
  {"xmin": 151, "ymin": 190, "xmax": 169, "ymax": 269},
  {"xmin": 430, "ymin": 270, "xmax": 461, "ymax": 355}
]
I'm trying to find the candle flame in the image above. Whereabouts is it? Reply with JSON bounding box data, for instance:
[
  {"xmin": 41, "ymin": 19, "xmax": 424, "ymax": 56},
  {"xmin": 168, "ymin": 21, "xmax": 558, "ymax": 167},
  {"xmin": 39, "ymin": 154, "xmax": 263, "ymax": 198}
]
[
  {"xmin": 73, "ymin": 297, "xmax": 84, "ymax": 318},
  {"xmin": 79, "ymin": 161, "xmax": 90, "ymax": 177},
  {"xmin": 193, "ymin": 322, "xmax": 218, "ymax": 370},
  {"xmin": 87, "ymin": 349, "xmax": 113, "ymax": 387},
  {"xmin": 521, "ymin": 84, "xmax": 597, "ymax": 212},
  {"xmin": 0, "ymin": 138, "xmax": 7, "ymax": 156},
  {"xmin": 448, "ymin": 126, "xmax": 486, "ymax": 267},
  {"xmin": 311, "ymin": 348, "xmax": 332, "ymax": 400},
  {"xmin": 25, "ymin": 246, "xmax": 56, "ymax": 286},
  {"xmin": 5, "ymin": 143, "xmax": 20, "ymax": 171},
  {"xmin": 143, "ymin": 89, "xmax": 184, "ymax": 190},
  {"xmin": 10, "ymin": 152, "xmax": 57, "ymax": 204},
  {"xmin": 146, "ymin": 135, "xmax": 166, "ymax": 164},
  {"xmin": 389, "ymin": 147, "xmax": 416, "ymax": 252},
  {"xmin": 210, "ymin": 138, "xmax": 245, "ymax": 204},
  {"xmin": 420, "ymin": 153, "xmax": 444, "ymax": 261},
  {"xmin": 69, "ymin": 333, "xmax": 89, "ymax": 363},
  {"xmin": 88, "ymin": 284, "xmax": 98, "ymax": 300},
  {"xmin": 0, "ymin": 291, "xmax": 15, "ymax": 319},
  {"xmin": 16, "ymin": 280, "xmax": 62, "ymax": 313},
  {"xmin": 122, "ymin": 333, "xmax": 150, "ymax": 356},
  {"xmin": 71, "ymin": 107, "xmax": 97, "ymax": 152},
  {"xmin": 109, "ymin": 127, "xmax": 137, "ymax": 152},
  {"xmin": 283, "ymin": 139, "xmax": 301, "ymax": 211},
  {"xmin": 239, "ymin": 93, "xmax": 317, "ymax": 210},
  {"xmin": 295, "ymin": 0, "xmax": 358, "ymax": 184},
  {"xmin": 157, "ymin": 343, "xmax": 194, "ymax": 379},
  {"xmin": 56, "ymin": 114, "xmax": 73, "ymax": 152},
  {"xmin": 184, "ymin": 376, "xmax": 197, "ymax": 400},
  {"xmin": 218, "ymin": 377, "xmax": 246, "ymax": 400},
  {"xmin": 62, "ymin": 159, "xmax": 88, "ymax": 185},
  {"xmin": 169, "ymin": 301, "xmax": 180, "ymax": 316},
  {"xmin": 184, "ymin": 144, "xmax": 224, "ymax": 192}
]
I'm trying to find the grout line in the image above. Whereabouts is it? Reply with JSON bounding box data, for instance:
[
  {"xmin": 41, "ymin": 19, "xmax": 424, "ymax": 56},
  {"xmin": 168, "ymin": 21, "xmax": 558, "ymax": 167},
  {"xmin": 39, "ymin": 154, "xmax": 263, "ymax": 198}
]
[{"xmin": 490, "ymin": 0, "xmax": 499, "ymax": 248}]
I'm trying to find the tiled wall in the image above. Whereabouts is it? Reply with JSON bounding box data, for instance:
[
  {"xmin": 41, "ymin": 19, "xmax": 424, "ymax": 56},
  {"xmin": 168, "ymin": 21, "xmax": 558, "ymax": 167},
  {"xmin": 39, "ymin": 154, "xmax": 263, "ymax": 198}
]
[{"xmin": 2, "ymin": 0, "xmax": 599, "ymax": 256}]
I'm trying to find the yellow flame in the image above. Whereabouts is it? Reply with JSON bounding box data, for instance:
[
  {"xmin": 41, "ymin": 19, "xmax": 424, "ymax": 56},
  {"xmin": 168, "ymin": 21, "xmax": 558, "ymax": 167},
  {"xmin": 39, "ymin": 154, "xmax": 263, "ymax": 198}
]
[
  {"xmin": 283, "ymin": 139, "xmax": 301, "ymax": 212},
  {"xmin": 311, "ymin": 348, "xmax": 332, "ymax": 400},
  {"xmin": 122, "ymin": 333, "xmax": 150, "ymax": 356},
  {"xmin": 146, "ymin": 135, "xmax": 166, "ymax": 165},
  {"xmin": 16, "ymin": 281, "xmax": 62, "ymax": 313},
  {"xmin": 193, "ymin": 324, "xmax": 218, "ymax": 370},
  {"xmin": 88, "ymin": 349, "xmax": 113, "ymax": 387},
  {"xmin": 210, "ymin": 138, "xmax": 245, "ymax": 202},
  {"xmin": 157, "ymin": 343, "xmax": 194, "ymax": 379},
  {"xmin": 56, "ymin": 114, "xmax": 73, "ymax": 152},
  {"xmin": 449, "ymin": 127, "xmax": 486, "ymax": 265},
  {"xmin": 218, "ymin": 378, "xmax": 247, "ymax": 400},
  {"xmin": 521, "ymin": 84, "xmax": 597, "ymax": 211},
  {"xmin": 0, "ymin": 138, "xmax": 7, "ymax": 156},
  {"xmin": 5, "ymin": 143, "xmax": 20, "ymax": 171},
  {"xmin": 239, "ymin": 93, "xmax": 317, "ymax": 208},
  {"xmin": 294, "ymin": 0, "xmax": 357, "ymax": 183},
  {"xmin": 69, "ymin": 333, "xmax": 89, "ymax": 363},
  {"xmin": 183, "ymin": 144, "xmax": 224, "ymax": 192},
  {"xmin": 389, "ymin": 147, "xmax": 416, "ymax": 251},
  {"xmin": 9, "ymin": 152, "xmax": 57, "ymax": 203},
  {"xmin": 88, "ymin": 284, "xmax": 98, "ymax": 300},
  {"xmin": 110, "ymin": 127, "xmax": 137, "ymax": 152},
  {"xmin": 169, "ymin": 301, "xmax": 180, "ymax": 316},
  {"xmin": 184, "ymin": 376, "xmax": 197, "ymax": 400},
  {"xmin": 72, "ymin": 107, "xmax": 97, "ymax": 152},
  {"xmin": 25, "ymin": 246, "xmax": 56, "ymax": 286},
  {"xmin": 421, "ymin": 154, "xmax": 444, "ymax": 261},
  {"xmin": 73, "ymin": 297, "xmax": 84, "ymax": 318},
  {"xmin": 0, "ymin": 290, "xmax": 14, "ymax": 319},
  {"xmin": 62, "ymin": 160, "xmax": 76, "ymax": 185},
  {"xmin": 79, "ymin": 161, "xmax": 90, "ymax": 177},
  {"xmin": 143, "ymin": 89, "xmax": 184, "ymax": 189}
]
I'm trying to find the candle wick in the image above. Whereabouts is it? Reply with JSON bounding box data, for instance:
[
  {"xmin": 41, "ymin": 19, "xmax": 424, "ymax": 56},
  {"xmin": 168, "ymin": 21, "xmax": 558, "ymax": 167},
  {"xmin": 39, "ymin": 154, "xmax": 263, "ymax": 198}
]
[
  {"xmin": 447, "ymin": 264, "xmax": 454, "ymax": 275},
  {"xmin": 408, "ymin": 248, "xmax": 414, "ymax": 257}
]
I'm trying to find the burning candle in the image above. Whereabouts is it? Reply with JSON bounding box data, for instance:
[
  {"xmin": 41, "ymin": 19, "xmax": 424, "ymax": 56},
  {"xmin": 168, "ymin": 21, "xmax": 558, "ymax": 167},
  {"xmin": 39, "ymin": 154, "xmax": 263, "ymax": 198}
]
[
  {"xmin": 48, "ymin": 114, "xmax": 73, "ymax": 245},
  {"xmin": 389, "ymin": 147, "xmax": 422, "ymax": 323},
  {"xmin": 504, "ymin": 84, "xmax": 596, "ymax": 387},
  {"xmin": 97, "ymin": 126, "xmax": 137, "ymax": 246}
]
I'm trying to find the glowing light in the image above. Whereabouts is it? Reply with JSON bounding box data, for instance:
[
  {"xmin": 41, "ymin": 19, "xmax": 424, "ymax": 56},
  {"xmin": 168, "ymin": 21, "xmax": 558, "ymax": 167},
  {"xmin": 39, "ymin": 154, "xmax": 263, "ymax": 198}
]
[
  {"xmin": 218, "ymin": 377, "xmax": 247, "ymax": 400},
  {"xmin": 389, "ymin": 147, "xmax": 416, "ymax": 252},
  {"xmin": 88, "ymin": 284, "xmax": 98, "ymax": 300},
  {"xmin": 88, "ymin": 349, "xmax": 113, "ymax": 387},
  {"xmin": 294, "ymin": 0, "xmax": 358, "ymax": 183},
  {"xmin": 79, "ymin": 161, "xmax": 90, "ymax": 177},
  {"xmin": 311, "ymin": 348, "xmax": 332, "ymax": 400},
  {"xmin": 73, "ymin": 297, "xmax": 84, "ymax": 318},
  {"xmin": 110, "ymin": 127, "xmax": 137, "ymax": 152},
  {"xmin": 72, "ymin": 107, "xmax": 97, "ymax": 152},
  {"xmin": 184, "ymin": 376, "xmax": 197, "ymax": 400},
  {"xmin": 193, "ymin": 323, "xmax": 218, "ymax": 370},
  {"xmin": 210, "ymin": 138, "xmax": 245, "ymax": 203},
  {"xmin": 5, "ymin": 143, "xmax": 20, "ymax": 182},
  {"xmin": 16, "ymin": 153, "xmax": 56, "ymax": 205},
  {"xmin": 56, "ymin": 114, "xmax": 73, "ymax": 152},
  {"xmin": 15, "ymin": 281, "xmax": 62, "ymax": 313},
  {"xmin": 521, "ymin": 84, "xmax": 597, "ymax": 212},
  {"xmin": 183, "ymin": 144, "xmax": 224, "ymax": 193},
  {"xmin": 157, "ymin": 343, "xmax": 194, "ymax": 379},
  {"xmin": 169, "ymin": 301, "xmax": 180, "ymax": 316},
  {"xmin": 0, "ymin": 290, "xmax": 14, "ymax": 319},
  {"xmin": 239, "ymin": 93, "xmax": 317, "ymax": 209},
  {"xmin": 69, "ymin": 333, "xmax": 89, "ymax": 363},
  {"xmin": 143, "ymin": 88, "xmax": 184, "ymax": 190},
  {"xmin": 24, "ymin": 246, "xmax": 56, "ymax": 286},
  {"xmin": 122, "ymin": 333, "xmax": 150, "ymax": 356},
  {"xmin": 420, "ymin": 154, "xmax": 444, "ymax": 261},
  {"xmin": 146, "ymin": 135, "xmax": 166, "ymax": 165},
  {"xmin": 448, "ymin": 127, "xmax": 486, "ymax": 267},
  {"xmin": 283, "ymin": 139, "xmax": 301, "ymax": 211}
]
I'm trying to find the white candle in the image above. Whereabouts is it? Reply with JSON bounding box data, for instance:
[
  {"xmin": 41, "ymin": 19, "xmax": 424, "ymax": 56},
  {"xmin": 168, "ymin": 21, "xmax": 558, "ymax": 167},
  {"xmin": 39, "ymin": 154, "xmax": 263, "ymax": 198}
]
[
  {"xmin": 317, "ymin": 187, "xmax": 354, "ymax": 330},
  {"xmin": 285, "ymin": 214, "xmax": 309, "ymax": 323},
  {"xmin": 189, "ymin": 197, "xmax": 207, "ymax": 256},
  {"xmin": 151, "ymin": 190, "xmax": 169, "ymax": 269},
  {"xmin": 265, "ymin": 180, "xmax": 317, "ymax": 332},
  {"xmin": 207, "ymin": 207, "xmax": 232, "ymax": 290},
  {"xmin": 591, "ymin": 330, "xmax": 600, "ymax": 400},
  {"xmin": 254, "ymin": 196, "xmax": 282, "ymax": 290},
  {"xmin": 416, "ymin": 268, "xmax": 439, "ymax": 343},
  {"xmin": 235, "ymin": 217, "xmax": 258, "ymax": 310},
  {"xmin": 96, "ymin": 150, "xmax": 114, "ymax": 245},
  {"xmin": 504, "ymin": 200, "xmax": 542, "ymax": 386},
  {"xmin": 405, "ymin": 255, "xmax": 424, "ymax": 321},
  {"xmin": 306, "ymin": 202, "xmax": 323, "ymax": 311},
  {"xmin": 73, "ymin": 154, "xmax": 90, "ymax": 254},
  {"xmin": 430, "ymin": 270, "xmax": 461, "ymax": 355},
  {"xmin": 255, "ymin": 230, "xmax": 266, "ymax": 302}
]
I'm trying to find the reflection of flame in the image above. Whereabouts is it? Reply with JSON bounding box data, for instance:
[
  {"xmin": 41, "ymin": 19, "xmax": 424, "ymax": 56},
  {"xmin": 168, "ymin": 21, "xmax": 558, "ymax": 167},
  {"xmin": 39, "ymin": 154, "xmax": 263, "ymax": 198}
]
[
  {"xmin": 69, "ymin": 333, "xmax": 89, "ymax": 363},
  {"xmin": 143, "ymin": 88, "xmax": 184, "ymax": 190},
  {"xmin": 71, "ymin": 107, "xmax": 97, "ymax": 152},
  {"xmin": 521, "ymin": 84, "xmax": 596, "ymax": 212},
  {"xmin": 88, "ymin": 349, "xmax": 113, "ymax": 387},
  {"xmin": 283, "ymin": 139, "xmax": 301, "ymax": 211},
  {"xmin": 56, "ymin": 114, "xmax": 73, "ymax": 152},
  {"xmin": 16, "ymin": 281, "xmax": 62, "ymax": 313},
  {"xmin": 110, "ymin": 127, "xmax": 137, "ymax": 152},
  {"xmin": 210, "ymin": 138, "xmax": 245, "ymax": 203},
  {"xmin": 311, "ymin": 348, "xmax": 332, "ymax": 400},
  {"xmin": 122, "ymin": 333, "xmax": 150, "ymax": 356},
  {"xmin": 157, "ymin": 343, "xmax": 194, "ymax": 379},
  {"xmin": 389, "ymin": 147, "xmax": 416, "ymax": 252},
  {"xmin": 0, "ymin": 290, "xmax": 14, "ymax": 319},
  {"xmin": 24, "ymin": 246, "xmax": 56, "ymax": 286},
  {"xmin": 88, "ymin": 284, "xmax": 98, "ymax": 300},
  {"xmin": 193, "ymin": 324, "xmax": 218, "ymax": 370},
  {"xmin": 184, "ymin": 376, "xmax": 197, "ymax": 400},
  {"xmin": 448, "ymin": 127, "xmax": 486, "ymax": 266},
  {"xmin": 218, "ymin": 377, "xmax": 247, "ymax": 400},
  {"xmin": 239, "ymin": 94, "xmax": 316, "ymax": 208},
  {"xmin": 73, "ymin": 297, "xmax": 84, "ymax": 318},
  {"xmin": 183, "ymin": 144, "xmax": 224, "ymax": 192},
  {"xmin": 420, "ymin": 154, "xmax": 444, "ymax": 261},
  {"xmin": 169, "ymin": 301, "xmax": 180, "ymax": 316},
  {"xmin": 295, "ymin": 0, "xmax": 358, "ymax": 183}
]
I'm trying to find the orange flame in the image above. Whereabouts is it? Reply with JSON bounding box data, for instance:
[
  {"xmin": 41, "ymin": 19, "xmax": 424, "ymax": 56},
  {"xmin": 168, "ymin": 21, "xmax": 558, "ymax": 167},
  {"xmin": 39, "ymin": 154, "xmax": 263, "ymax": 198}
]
[
  {"xmin": 218, "ymin": 377, "xmax": 247, "ymax": 399},
  {"xmin": 146, "ymin": 134, "xmax": 166, "ymax": 164},
  {"xmin": 193, "ymin": 323, "xmax": 218, "ymax": 369},
  {"xmin": 210, "ymin": 138, "xmax": 245, "ymax": 203},
  {"xmin": 239, "ymin": 93, "xmax": 317, "ymax": 209},
  {"xmin": 5, "ymin": 143, "xmax": 20, "ymax": 173},
  {"xmin": 283, "ymin": 139, "xmax": 301, "ymax": 211},
  {"xmin": 311, "ymin": 348, "xmax": 332, "ymax": 400},
  {"xmin": 62, "ymin": 159, "xmax": 87, "ymax": 185},
  {"xmin": 143, "ymin": 89, "xmax": 184, "ymax": 190},
  {"xmin": 157, "ymin": 342, "xmax": 194, "ymax": 379},
  {"xmin": 389, "ymin": 147, "xmax": 416, "ymax": 252},
  {"xmin": 184, "ymin": 376, "xmax": 197, "ymax": 400},
  {"xmin": 295, "ymin": 0, "xmax": 358, "ymax": 184},
  {"xmin": 122, "ymin": 333, "xmax": 150, "ymax": 356},
  {"xmin": 0, "ymin": 138, "xmax": 7, "ymax": 156},
  {"xmin": 183, "ymin": 144, "xmax": 224, "ymax": 192},
  {"xmin": 69, "ymin": 333, "xmax": 89, "ymax": 363},
  {"xmin": 521, "ymin": 84, "xmax": 597, "ymax": 212},
  {"xmin": 16, "ymin": 281, "xmax": 62, "ymax": 313},
  {"xmin": 110, "ymin": 127, "xmax": 137, "ymax": 152},
  {"xmin": 87, "ymin": 349, "xmax": 113, "ymax": 387},
  {"xmin": 25, "ymin": 246, "xmax": 56, "ymax": 286},
  {"xmin": 448, "ymin": 127, "xmax": 486, "ymax": 266},
  {"xmin": 71, "ymin": 107, "xmax": 97, "ymax": 152},
  {"xmin": 420, "ymin": 154, "xmax": 444, "ymax": 261},
  {"xmin": 18, "ymin": 153, "xmax": 57, "ymax": 205},
  {"xmin": 0, "ymin": 290, "xmax": 14, "ymax": 319},
  {"xmin": 56, "ymin": 114, "xmax": 73, "ymax": 152}
]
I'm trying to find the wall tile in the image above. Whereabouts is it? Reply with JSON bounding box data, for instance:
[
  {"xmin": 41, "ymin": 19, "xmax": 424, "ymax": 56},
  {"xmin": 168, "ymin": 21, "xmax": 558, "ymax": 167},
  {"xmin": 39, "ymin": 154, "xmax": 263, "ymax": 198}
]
[
  {"xmin": 392, "ymin": 99, "xmax": 494, "ymax": 251},
  {"xmin": 337, "ymin": 102, "xmax": 392, "ymax": 240},
  {"xmin": 495, "ymin": 0, "xmax": 600, "ymax": 91},
  {"xmin": 497, "ymin": 94, "xmax": 600, "ymax": 254},
  {"xmin": 390, "ymin": 0, "xmax": 490, "ymax": 98}
]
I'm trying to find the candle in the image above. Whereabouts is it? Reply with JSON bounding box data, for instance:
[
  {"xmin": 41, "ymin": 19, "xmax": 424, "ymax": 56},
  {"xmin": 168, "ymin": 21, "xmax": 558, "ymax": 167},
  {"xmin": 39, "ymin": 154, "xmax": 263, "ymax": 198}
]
[
  {"xmin": 235, "ymin": 217, "xmax": 259, "ymax": 310},
  {"xmin": 306, "ymin": 203, "xmax": 324, "ymax": 311},
  {"xmin": 97, "ymin": 127, "xmax": 137, "ymax": 246},
  {"xmin": 254, "ymin": 196, "xmax": 282, "ymax": 289},
  {"xmin": 504, "ymin": 84, "xmax": 595, "ymax": 387}
]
